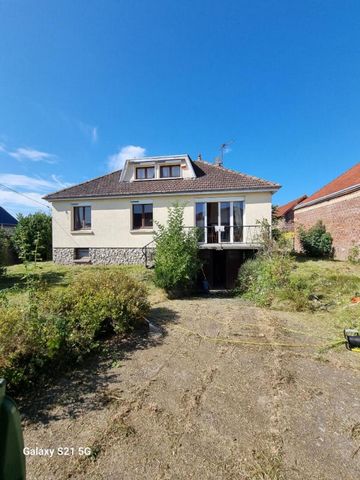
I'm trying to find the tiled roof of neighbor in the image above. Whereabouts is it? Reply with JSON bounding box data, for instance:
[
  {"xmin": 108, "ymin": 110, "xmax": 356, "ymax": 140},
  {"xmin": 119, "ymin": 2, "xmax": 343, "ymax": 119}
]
[
  {"xmin": 0, "ymin": 206, "xmax": 18, "ymax": 226},
  {"xmin": 44, "ymin": 160, "xmax": 281, "ymax": 201},
  {"xmin": 276, "ymin": 195, "xmax": 307, "ymax": 217},
  {"xmin": 296, "ymin": 162, "xmax": 360, "ymax": 209}
]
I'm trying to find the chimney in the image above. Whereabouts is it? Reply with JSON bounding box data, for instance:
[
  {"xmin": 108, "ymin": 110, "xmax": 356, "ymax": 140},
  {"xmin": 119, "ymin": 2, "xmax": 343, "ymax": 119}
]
[
  {"xmin": 214, "ymin": 156, "xmax": 223, "ymax": 167},
  {"xmin": 197, "ymin": 153, "xmax": 202, "ymax": 161}
]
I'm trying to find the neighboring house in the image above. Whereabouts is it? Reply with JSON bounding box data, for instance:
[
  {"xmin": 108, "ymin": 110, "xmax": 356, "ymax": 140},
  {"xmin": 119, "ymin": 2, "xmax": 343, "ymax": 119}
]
[
  {"xmin": 44, "ymin": 155, "xmax": 280, "ymax": 288},
  {"xmin": 276, "ymin": 195, "xmax": 307, "ymax": 231},
  {"xmin": 294, "ymin": 162, "xmax": 360, "ymax": 260},
  {"xmin": 0, "ymin": 206, "xmax": 18, "ymax": 230}
]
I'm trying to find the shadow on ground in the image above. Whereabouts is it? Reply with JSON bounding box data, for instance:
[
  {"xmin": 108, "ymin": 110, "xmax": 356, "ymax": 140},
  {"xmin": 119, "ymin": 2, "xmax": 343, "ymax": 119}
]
[
  {"xmin": 19, "ymin": 305, "xmax": 179, "ymax": 426},
  {"xmin": 0, "ymin": 271, "xmax": 67, "ymax": 291}
]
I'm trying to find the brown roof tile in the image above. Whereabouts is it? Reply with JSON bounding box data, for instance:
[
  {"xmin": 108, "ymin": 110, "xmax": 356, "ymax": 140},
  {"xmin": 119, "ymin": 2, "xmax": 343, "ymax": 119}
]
[
  {"xmin": 44, "ymin": 160, "xmax": 280, "ymax": 201},
  {"xmin": 276, "ymin": 195, "xmax": 307, "ymax": 217},
  {"xmin": 296, "ymin": 162, "xmax": 360, "ymax": 209}
]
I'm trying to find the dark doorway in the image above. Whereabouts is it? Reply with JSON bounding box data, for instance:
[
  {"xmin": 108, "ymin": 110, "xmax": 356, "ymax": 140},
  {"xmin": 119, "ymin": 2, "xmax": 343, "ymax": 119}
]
[
  {"xmin": 200, "ymin": 249, "xmax": 257, "ymax": 290},
  {"xmin": 213, "ymin": 250, "xmax": 226, "ymax": 288}
]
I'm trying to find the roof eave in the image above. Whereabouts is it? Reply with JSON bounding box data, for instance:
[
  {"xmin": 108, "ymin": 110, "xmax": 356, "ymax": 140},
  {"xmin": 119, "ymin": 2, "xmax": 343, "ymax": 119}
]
[
  {"xmin": 44, "ymin": 185, "xmax": 280, "ymax": 202},
  {"xmin": 295, "ymin": 183, "xmax": 360, "ymax": 210}
]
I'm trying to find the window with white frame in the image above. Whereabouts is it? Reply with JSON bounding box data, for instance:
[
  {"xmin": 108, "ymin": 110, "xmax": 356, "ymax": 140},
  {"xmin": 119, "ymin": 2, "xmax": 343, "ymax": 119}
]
[{"xmin": 195, "ymin": 201, "xmax": 244, "ymax": 243}]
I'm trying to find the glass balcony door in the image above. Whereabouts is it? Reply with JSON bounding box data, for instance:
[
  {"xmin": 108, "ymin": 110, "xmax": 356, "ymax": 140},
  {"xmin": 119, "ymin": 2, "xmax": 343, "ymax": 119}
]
[
  {"xmin": 195, "ymin": 201, "xmax": 244, "ymax": 244},
  {"xmin": 207, "ymin": 202, "xmax": 218, "ymax": 243},
  {"xmin": 220, "ymin": 202, "xmax": 231, "ymax": 242}
]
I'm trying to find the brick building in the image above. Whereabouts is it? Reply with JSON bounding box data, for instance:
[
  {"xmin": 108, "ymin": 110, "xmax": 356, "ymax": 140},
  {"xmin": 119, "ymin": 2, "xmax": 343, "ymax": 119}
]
[
  {"xmin": 276, "ymin": 195, "xmax": 307, "ymax": 231},
  {"xmin": 294, "ymin": 163, "xmax": 360, "ymax": 260}
]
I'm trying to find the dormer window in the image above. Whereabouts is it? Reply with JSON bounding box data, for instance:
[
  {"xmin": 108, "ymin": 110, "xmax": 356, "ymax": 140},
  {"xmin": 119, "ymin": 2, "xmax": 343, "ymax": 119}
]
[
  {"xmin": 160, "ymin": 165, "xmax": 181, "ymax": 178},
  {"xmin": 136, "ymin": 166, "xmax": 155, "ymax": 180}
]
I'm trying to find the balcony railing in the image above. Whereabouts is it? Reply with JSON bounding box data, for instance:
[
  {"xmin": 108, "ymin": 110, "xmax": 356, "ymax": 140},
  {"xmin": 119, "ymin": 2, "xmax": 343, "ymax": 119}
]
[{"xmin": 187, "ymin": 225, "xmax": 267, "ymax": 245}]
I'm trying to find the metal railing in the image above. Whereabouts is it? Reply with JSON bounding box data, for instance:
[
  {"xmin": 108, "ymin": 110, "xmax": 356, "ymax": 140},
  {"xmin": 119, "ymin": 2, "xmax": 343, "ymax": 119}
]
[
  {"xmin": 189, "ymin": 225, "xmax": 266, "ymax": 245},
  {"xmin": 141, "ymin": 224, "xmax": 268, "ymax": 267}
]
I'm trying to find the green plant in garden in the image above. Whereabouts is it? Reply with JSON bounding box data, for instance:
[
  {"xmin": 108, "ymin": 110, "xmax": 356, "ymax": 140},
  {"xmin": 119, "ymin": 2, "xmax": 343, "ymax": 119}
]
[
  {"xmin": 12, "ymin": 212, "xmax": 52, "ymax": 262},
  {"xmin": 348, "ymin": 244, "xmax": 360, "ymax": 264},
  {"xmin": 0, "ymin": 229, "xmax": 8, "ymax": 278},
  {"xmin": 298, "ymin": 221, "xmax": 333, "ymax": 258},
  {"xmin": 0, "ymin": 269, "xmax": 150, "ymax": 391},
  {"xmin": 154, "ymin": 203, "xmax": 201, "ymax": 295}
]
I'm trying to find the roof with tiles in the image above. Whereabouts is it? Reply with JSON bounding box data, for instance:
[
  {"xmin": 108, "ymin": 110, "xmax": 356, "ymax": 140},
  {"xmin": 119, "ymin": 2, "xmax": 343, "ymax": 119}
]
[
  {"xmin": 296, "ymin": 162, "xmax": 360, "ymax": 209},
  {"xmin": 44, "ymin": 159, "xmax": 281, "ymax": 201},
  {"xmin": 276, "ymin": 195, "xmax": 308, "ymax": 217}
]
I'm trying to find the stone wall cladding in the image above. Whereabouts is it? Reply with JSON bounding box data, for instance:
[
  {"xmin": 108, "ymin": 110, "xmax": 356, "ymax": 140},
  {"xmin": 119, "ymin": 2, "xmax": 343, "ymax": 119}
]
[
  {"xmin": 53, "ymin": 248, "xmax": 74, "ymax": 264},
  {"xmin": 90, "ymin": 248, "xmax": 146, "ymax": 265},
  {"xmin": 294, "ymin": 193, "xmax": 360, "ymax": 260},
  {"xmin": 53, "ymin": 247, "xmax": 155, "ymax": 265}
]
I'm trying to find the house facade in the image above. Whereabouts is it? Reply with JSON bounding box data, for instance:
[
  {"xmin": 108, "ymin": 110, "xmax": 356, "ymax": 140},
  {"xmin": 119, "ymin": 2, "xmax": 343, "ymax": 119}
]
[
  {"xmin": 44, "ymin": 155, "xmax": 280, "ymax": 288},
  {"xmin": 294, "ymin": 163, "xmax": 360, "ymax": 260}
]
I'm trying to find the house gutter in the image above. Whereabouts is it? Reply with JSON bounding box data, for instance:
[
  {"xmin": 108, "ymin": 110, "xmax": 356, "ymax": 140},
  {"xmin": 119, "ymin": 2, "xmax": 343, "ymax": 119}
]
[
  {"xmin": 294, "ymin": 183, "xmax": 360, "ymax": 210},
  {"xmin": 43, "ymin": 186, "xmax": 281, "ymax": 203}
]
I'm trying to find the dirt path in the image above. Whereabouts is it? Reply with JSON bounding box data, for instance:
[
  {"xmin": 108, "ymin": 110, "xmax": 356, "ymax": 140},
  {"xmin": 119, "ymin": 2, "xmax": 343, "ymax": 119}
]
[{"xmin": 22, "ymin": 297, "xmax": 360, "ymax": 479}]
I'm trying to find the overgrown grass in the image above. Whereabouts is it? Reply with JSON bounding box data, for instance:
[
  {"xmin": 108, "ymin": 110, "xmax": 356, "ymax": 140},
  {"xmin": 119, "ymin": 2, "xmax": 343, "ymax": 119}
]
[
  {"xmin": 0, "ymin": 265, "xmax": 154, "ymax": 390},
  {"xmin": 237, "ymin": 255, "xmax": 360, "ymax": 318},
  {"xmin": 0, "ymin": 262, "xmax": 165, "ymax": 306}
]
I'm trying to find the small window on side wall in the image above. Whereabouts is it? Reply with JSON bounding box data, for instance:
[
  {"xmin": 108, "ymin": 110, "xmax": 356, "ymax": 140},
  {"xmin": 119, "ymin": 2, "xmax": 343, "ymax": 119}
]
[
  {"xmin": 160, "ymin": 165, "xmax": 180, "ymax": 178},
  {"xmin": 132, "ymin": 204, "xmax": 153, "ymax": 229},
  {"xmin": 73, "ymin": 206, "xmax": 91, "ymax": 230}
]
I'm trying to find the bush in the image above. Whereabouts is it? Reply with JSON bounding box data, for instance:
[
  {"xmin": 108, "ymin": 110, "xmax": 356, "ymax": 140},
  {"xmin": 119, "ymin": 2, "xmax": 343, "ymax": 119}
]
[
  {"xmin": 348, "ymin": 244, "xmax": 360, "ymax": 264},
  {"xmin": 154, "ymin": 203, "xmax": 202, "ymax": 295},
  {"xmin": 12, "ymin": 212, "xmax": 52, "ymax": 261},
  {"xmin": 0, "ymin": 270, "xmax": 150, "ymax": 390},
  {"xmin": 236, "ymin": 253, "xmax": 294, "ymax": 307},
  {"xmin": 299, "ymin": 221, "xmax": 333, "ymax": 258}
]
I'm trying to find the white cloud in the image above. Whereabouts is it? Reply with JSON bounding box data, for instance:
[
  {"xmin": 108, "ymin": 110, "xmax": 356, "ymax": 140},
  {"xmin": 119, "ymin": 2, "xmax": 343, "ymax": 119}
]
[
  {"xmin": 0, "ymin": 173, "xmax": 72, "ymax": 215},
  {"xmin": 108, "ymin": 145, "xmax": 146, "ymax": 171},
  {"xmin": 0, "ymin": 174, "xmax": 57, "ymax": 190},
  {"xmin": 8, "ymin": 147, "xmax": 57, "ymax": 163},
  {"xmin": 0, "ymin": 173, "xmax": 71, "ymax": 191},
  {"xmin": 0, "ymin": 190, "xmax": 49, "ymax": 211}
]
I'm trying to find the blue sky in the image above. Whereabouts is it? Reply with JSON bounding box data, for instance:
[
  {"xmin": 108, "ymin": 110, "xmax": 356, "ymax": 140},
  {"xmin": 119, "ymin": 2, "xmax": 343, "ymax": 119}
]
[{"xmin": 1, "ymin": 0, "xmax": 360, "ymax": 215}]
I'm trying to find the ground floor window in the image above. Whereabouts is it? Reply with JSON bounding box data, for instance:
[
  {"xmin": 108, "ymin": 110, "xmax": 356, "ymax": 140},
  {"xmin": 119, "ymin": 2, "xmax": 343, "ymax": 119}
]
[
  {"xmin": 132, "ymin": 203, "xmax": 153, "ymax": 229},
  {"xmin": 75, "ymin": 248, "xmax": 90, "ymax": 260}
]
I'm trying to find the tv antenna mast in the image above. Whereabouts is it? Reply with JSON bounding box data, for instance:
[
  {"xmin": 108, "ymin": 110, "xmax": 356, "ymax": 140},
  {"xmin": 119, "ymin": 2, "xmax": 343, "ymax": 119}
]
[{"xmin": 218, "ymin": 139, "xmax": 234, "ymax": 165}]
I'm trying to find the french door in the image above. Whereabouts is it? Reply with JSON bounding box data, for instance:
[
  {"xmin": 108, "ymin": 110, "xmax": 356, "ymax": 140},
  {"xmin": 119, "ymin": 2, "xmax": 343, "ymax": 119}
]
[{"xmin": 195, "ymin": 201, "xmax": 244, "ymax": 243}]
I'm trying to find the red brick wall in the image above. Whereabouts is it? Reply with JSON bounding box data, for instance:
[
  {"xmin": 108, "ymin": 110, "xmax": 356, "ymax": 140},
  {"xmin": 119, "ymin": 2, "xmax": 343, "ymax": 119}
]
[{"xmin": 294, "ymin": 193, "xmax": 360, "ymax": 260}]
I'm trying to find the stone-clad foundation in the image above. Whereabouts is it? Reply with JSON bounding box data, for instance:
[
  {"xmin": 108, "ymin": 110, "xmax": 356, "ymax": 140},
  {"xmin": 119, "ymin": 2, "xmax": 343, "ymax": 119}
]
[{"xmin": 53, "ymin": 247, "xmax": 154, "ymax": 265}]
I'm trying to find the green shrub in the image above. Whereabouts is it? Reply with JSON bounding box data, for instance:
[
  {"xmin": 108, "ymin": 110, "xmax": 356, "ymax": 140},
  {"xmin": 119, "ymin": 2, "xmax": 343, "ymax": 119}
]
[
  {"xmin": 12, "ymin": 212, "xmax": 52, "ymax": 261},
  {"xmin": 154, "ymin": 203, "xmax": 202, "ymax": 295},
  {"xmin": 236, "ymin": 253, "xmax": 319, "ymax": 311},
  {"xmin": 299, "ymin": 221, "xmax": 333, "ymax": 258},
  {"xmin": 348, "ymin": 244, "xmax": 360, "ymax": 264},
  {"xmin": 0, "ymin": 270, "xmax": 150, "ymax": 390},
  {"xmin": 236, "ymin": 253, "xmax": 294, "ymax": 307}
]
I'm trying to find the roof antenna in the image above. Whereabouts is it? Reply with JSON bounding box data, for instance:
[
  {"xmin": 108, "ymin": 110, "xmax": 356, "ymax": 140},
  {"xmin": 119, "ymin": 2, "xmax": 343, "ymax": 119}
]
[{"xmin": 216, "ymin": 140, "xmax": 234, "ymax": 166}]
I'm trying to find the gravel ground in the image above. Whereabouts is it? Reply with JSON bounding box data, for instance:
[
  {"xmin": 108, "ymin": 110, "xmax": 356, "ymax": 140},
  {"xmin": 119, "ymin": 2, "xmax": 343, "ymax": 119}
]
[{"xmin": 22, "ymin": 297, "xmax": 360, "ymax": 479}]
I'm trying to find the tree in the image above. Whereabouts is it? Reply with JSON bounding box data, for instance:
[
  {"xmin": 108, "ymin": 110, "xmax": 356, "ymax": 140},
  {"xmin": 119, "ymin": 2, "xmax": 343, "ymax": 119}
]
[
  {"xmin": 12, "ymin": 212, "xmax": 52, "ymax": 261},
  {"xmin": 154, "ymin": 203, "xmax": 202, "ymax": 295}
]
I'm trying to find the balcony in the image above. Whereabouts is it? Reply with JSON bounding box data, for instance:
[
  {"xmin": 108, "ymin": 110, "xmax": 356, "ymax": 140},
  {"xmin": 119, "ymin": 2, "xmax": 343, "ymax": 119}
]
[{"xmin": 187, "ymin": 225, "xmax": 266, "ymax": 249}]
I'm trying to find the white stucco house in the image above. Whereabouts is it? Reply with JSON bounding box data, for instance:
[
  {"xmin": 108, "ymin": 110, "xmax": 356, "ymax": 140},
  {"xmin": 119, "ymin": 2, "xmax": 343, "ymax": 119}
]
[{"xmin": 44, "ymin": 155, "xmax": 280, "ymax": 288}]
